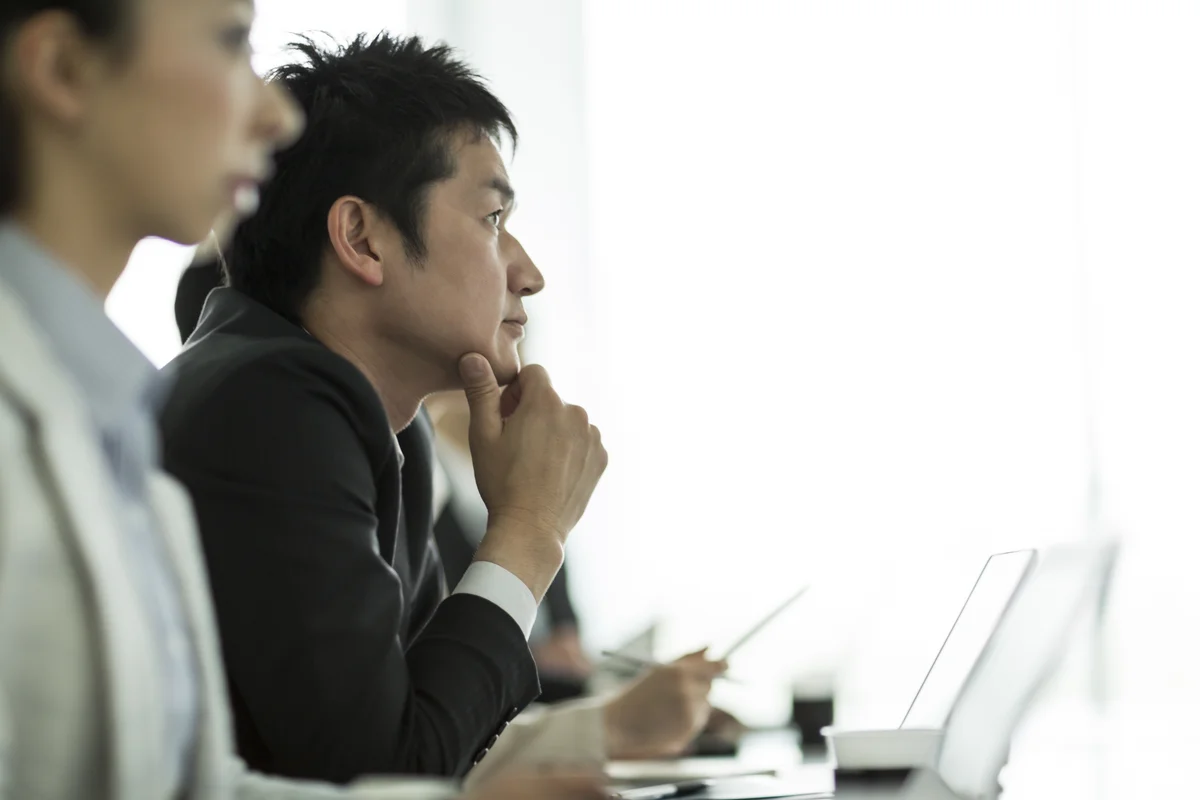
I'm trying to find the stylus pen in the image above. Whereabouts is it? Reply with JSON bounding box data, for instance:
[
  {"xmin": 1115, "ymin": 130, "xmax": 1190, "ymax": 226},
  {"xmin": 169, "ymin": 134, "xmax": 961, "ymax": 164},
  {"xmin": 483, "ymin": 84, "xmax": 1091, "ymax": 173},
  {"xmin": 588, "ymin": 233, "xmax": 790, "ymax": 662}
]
[
  {"xmin": 598, "ymin": 652, "xmax": 741, "ymax": 684},
  {"xmin": 719, "ymin": 585, "xmax": 810, "ymax": 661}
]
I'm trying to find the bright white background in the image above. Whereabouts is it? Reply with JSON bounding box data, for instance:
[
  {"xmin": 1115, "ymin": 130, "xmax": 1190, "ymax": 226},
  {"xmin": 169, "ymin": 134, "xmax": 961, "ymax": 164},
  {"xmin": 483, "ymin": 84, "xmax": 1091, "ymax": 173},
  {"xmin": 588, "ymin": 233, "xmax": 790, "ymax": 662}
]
[{"xmin": 107, "ymin": 0, "xmax": 1200, "ymax": 785}]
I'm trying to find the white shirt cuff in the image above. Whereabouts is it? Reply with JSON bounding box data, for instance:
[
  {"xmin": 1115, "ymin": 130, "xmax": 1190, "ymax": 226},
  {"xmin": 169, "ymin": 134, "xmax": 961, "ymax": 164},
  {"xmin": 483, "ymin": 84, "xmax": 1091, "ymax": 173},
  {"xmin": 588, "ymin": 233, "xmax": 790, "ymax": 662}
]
[{"xmin": 453, "ymin": 561, "xmax": 538, "ymax": 639}]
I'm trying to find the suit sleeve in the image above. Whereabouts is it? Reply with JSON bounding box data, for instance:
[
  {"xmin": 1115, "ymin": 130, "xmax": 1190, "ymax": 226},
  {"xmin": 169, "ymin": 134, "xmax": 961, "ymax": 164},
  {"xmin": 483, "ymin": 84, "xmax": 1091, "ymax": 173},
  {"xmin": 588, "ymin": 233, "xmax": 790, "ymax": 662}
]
[
  {"xmin": 164, "ymin": 351, "xmax": 539, "ymax": 783},
  {"xmin": 461, "ymin": 700, "xmax": 607, "ymax": 790}
]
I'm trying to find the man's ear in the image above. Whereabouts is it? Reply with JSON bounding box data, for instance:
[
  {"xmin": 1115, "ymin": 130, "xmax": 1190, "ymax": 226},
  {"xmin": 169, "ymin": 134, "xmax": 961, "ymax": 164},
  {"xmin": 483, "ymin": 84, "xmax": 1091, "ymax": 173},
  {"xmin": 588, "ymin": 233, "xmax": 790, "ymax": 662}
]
[
  {"xmin": 9, "ymin": 11, "xmax": 105, "ymax": 127},
  {"xmin": 327, "ymin": 196, "xmax": 384, "ymax": 287}
]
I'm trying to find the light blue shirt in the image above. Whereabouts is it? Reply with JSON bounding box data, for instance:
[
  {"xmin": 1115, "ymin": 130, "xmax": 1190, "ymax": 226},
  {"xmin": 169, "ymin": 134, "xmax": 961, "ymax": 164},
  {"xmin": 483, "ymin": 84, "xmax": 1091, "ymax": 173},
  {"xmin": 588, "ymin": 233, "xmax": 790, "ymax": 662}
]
[{"xmin": 0, "ymin": 221, "xmax": 198, "ymax": 795}]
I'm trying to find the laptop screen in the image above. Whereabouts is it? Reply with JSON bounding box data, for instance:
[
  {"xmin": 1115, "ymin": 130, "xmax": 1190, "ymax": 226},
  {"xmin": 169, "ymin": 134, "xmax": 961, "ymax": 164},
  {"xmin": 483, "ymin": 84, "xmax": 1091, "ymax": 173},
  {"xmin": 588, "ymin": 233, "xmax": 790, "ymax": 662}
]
[
  {"xmin": 935, "ymin": 541, "xmax": 1118, "ymax": 799},
  {"xmin": 900, "ymin": 550, "xmax": 1037, "ymax": 730}
]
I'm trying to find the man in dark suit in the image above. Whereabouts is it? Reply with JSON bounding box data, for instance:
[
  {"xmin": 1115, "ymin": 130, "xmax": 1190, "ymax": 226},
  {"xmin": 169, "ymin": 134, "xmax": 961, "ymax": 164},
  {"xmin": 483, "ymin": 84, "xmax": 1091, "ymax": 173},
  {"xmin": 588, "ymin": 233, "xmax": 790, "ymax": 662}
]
[
  {"xmin": 161, "ymin": 34, "xmax": 722, "ymax": 788},
  {"xmin": 176, "ymin": 257, "xmax": 586, "ymax": 692},
  {"xmin": 160, "ymin": 33, "xmax": 608, "ymax": 783}
]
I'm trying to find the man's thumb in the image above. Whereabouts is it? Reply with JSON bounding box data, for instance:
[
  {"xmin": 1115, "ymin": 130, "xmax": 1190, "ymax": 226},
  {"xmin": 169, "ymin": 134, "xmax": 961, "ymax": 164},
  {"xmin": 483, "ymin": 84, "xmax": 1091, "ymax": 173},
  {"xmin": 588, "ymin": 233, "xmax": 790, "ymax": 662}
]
[{"xmin": 459, "ymin": 354, "xmax": 502, "ymax": 440}]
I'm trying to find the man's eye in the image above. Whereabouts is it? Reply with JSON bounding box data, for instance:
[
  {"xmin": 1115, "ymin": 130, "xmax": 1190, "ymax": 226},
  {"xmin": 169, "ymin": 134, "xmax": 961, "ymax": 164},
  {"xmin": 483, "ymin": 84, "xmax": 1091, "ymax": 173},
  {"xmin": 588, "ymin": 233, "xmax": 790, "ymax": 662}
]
[{"xmin": 486, "ymin": 210, "xmax": 503, "ymax": 228}]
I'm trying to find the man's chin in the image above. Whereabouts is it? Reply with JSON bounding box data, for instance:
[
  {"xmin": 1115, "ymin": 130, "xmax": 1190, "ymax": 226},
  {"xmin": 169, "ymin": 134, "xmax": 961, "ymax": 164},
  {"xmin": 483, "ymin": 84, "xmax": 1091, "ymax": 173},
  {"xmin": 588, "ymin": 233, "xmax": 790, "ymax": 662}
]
[{"xmin": 492, "ymin": 358, "xmax": 521, "ymax": 387}]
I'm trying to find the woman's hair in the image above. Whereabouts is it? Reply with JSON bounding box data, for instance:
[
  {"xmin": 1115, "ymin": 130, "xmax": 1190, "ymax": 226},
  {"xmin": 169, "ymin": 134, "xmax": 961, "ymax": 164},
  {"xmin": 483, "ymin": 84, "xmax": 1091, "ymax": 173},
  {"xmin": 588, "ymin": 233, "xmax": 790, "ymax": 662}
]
[{"xmin": 0, "ymin": 1, "xmax": 130, "ymax": 214}]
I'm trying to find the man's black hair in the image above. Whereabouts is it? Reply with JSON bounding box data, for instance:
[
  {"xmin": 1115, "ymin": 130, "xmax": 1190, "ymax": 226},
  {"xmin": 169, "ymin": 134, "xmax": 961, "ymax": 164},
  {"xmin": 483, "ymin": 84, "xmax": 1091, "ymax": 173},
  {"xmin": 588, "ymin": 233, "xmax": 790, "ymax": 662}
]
[
  {"xmin": 225, "ymin": 33, "xmax": 518, "ymax": 322},
  {"xmin": 0, "ymin": 1, "xmax": 130, "ymax": 214}
]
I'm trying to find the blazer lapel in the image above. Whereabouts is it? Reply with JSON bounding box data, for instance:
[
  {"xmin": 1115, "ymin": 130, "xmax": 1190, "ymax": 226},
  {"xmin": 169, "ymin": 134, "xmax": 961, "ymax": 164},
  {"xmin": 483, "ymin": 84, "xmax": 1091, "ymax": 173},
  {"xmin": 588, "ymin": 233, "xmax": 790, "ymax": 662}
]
[{"xmin": 0, "ymin": 283, "xmax": 161, "ymax": 799}]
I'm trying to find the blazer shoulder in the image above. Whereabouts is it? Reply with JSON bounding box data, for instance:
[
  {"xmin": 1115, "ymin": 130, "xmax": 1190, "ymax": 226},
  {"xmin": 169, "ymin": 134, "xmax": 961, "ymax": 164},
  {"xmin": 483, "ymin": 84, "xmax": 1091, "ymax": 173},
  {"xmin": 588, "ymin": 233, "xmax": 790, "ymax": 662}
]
[
  {"xmin": 173, "ymin": 332, "xmax": 373, "ymax": 395},
  {"xmin": 164, "ymin": 334, "xmax": 390, "ymax": 439},
  {"xmin": 0, "ymin": 280, "xmax": 86, "ymax": 426}
]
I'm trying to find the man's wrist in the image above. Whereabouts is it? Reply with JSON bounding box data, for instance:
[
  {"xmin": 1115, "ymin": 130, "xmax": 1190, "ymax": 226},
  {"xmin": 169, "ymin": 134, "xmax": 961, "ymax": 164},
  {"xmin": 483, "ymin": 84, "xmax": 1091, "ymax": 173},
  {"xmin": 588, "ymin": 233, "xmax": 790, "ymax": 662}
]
[
  {"xmin": 474, "ymin": 515, "xmax": 565, "ymax": 601},
  {"xmin": 486, "ymin": 505, "xmax": 565, "ymax": 544}
]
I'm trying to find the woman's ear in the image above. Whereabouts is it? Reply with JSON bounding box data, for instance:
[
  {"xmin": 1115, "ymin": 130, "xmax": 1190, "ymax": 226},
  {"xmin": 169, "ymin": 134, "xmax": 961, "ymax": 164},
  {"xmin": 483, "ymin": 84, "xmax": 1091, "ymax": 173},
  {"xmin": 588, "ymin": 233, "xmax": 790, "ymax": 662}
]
[{"xmin": 9, "ymin": 11, "xmax": 104, "ymax": 128}]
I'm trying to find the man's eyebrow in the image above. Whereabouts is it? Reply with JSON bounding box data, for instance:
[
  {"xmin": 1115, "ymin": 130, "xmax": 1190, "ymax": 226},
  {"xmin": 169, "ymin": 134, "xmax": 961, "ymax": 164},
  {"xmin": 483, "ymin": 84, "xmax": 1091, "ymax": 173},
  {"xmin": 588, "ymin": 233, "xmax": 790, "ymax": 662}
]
[{"xmin": 485, "ymin": 176, "xmax": 516, "ymax": 205}]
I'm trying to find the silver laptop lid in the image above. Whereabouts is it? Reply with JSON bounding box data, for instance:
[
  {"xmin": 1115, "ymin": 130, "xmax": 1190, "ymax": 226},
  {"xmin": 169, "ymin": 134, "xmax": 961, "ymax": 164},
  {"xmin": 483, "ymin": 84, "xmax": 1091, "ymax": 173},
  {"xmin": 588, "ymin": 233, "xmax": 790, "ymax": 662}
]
[
  {"xmin": 901, "ymin": 550, "xmax": 1037, "ymax": 730},
  {"xmin": 934, "ymin": 540, "xmax": 1119, "ymax": 800}
]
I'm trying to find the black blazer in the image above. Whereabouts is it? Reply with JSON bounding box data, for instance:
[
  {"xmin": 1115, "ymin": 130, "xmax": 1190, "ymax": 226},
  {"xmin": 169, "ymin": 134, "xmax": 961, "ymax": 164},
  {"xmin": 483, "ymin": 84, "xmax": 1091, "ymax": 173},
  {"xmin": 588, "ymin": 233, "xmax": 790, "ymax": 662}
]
[{"xmin": 159, "ymin": 287, "xmax": 540, "ymax": 783}]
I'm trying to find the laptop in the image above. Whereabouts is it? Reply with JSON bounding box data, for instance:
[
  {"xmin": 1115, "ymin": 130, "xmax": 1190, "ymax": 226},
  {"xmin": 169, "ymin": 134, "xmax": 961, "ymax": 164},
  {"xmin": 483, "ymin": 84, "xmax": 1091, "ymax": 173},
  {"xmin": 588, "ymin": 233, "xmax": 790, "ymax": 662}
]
[
  {"xmin": 612, "ymin": 550, "xmax": 1038, "ymax": 800},
  {"xmin": 826, "ymin": 549, "xmax": 1038, "ymax": 772},
  {"xmin": 614, "ymin": 542, "xmax": 1118, "ymax": 800},
  {"xmin": 928, "ymin": 540, "xmax": 1119, "ymax": 799},
  {"xmin": 837, "ymin": 539, "xmax": 1120, "ymax": 800}
]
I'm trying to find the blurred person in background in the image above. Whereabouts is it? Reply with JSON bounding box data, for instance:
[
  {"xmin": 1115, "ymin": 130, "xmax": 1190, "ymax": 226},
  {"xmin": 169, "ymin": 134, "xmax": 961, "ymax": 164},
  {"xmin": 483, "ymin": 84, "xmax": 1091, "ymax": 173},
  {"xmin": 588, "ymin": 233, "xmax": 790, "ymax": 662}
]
[
  {"xmin": 175, "ymin": 232, "xmax": 226, "ymax": 346},
  {"xmin": 0, "ymin": 1, "xmax": 605, "ymax": 799}
]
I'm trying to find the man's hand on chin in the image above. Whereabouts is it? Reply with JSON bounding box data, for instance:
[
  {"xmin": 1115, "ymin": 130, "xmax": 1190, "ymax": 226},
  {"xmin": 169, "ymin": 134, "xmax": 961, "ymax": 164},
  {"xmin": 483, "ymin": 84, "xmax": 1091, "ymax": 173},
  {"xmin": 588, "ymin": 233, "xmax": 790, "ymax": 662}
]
[
  {"xmin": 602, "ymin": 649, "xmax": 728, "ymax": 760},
  {"xmin": 460, "ymin": 354, "xmax": 607, "ymax": 601}
]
